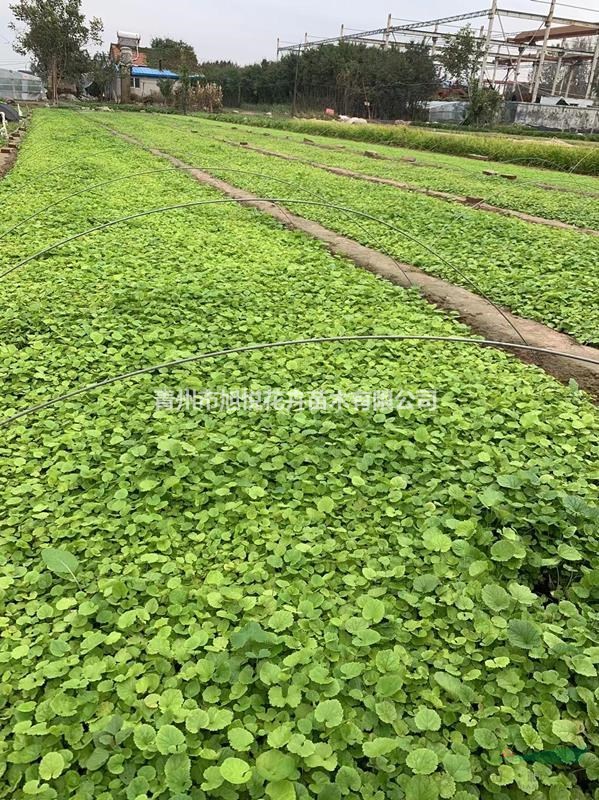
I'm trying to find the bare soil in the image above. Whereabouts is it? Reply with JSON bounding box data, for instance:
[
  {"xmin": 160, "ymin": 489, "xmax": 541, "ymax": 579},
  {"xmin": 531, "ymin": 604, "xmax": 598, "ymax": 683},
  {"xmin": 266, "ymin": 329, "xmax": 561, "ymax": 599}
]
[{"xmin": 0, "ymin": 141, "xmax": 19, "ymax": 179}]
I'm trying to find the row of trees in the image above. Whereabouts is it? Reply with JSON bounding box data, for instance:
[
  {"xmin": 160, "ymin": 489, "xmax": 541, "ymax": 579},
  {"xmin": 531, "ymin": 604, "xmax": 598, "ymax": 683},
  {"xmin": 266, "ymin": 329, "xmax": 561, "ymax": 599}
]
[
  {"xmin": 8, "ymin": 0, "xmax": 499, "ymax": 122},
  {"xmin": 194, "ymin": 28, "xmax": 495, "ymax": 120},
  {"xmin": 197, "ymin": 43, "xmax": 439, "ymax": 119}
]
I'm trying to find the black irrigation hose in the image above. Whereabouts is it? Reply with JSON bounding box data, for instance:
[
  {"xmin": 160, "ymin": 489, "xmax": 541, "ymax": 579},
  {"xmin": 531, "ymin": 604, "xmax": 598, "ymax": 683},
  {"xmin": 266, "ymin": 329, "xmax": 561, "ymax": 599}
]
[
  {"xmin": 2, "ymin": 335, "xmax": 597, "ymax": 429},
  {"xmin": 0, "ymin": 196, "xmax": 527, "ymax": 346}
]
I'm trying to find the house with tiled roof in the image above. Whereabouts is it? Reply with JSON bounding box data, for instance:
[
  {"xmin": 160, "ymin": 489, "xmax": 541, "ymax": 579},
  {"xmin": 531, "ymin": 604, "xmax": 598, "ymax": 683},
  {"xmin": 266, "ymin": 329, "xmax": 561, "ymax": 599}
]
[{"xmin": 108, "ymin": 32, "xmax": 180, "ymax": 101}]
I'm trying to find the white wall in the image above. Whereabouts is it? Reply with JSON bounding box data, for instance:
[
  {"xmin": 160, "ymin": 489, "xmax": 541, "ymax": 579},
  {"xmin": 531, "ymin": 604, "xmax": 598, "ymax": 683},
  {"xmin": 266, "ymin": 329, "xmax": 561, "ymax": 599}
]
[
  {"xmin": 110, "ymin": 75, "xmax": 178, "ymax": 102},
  {"xmin": 513, "ymin": 102, "xmax": 599, "ymax": 132},
  {"xmin": 131, "ymin": 78, "xmax": 161, "ymax": 98}
]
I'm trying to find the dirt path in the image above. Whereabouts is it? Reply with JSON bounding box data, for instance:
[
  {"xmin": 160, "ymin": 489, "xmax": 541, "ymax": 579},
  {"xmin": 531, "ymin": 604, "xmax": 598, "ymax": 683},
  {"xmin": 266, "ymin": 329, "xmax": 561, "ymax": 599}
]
[
  {"xmin": 222, "ymin": 139, "xmax": 599, "ymax": 237},
  {"xmin": 0, "ymin": 127, "xmax": 24, "ymax": 179},
  {"xmin": 106, "ymin": 126, "xmax": 599, "ymax": 398}
]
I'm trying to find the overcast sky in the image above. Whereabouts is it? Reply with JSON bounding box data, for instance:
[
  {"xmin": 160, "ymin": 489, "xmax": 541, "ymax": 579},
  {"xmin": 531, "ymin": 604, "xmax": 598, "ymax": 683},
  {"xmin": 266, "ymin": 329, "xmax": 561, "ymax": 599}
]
[{"xmin": 1, "ymin": 0, "xmax": 598, "ymax": 70}]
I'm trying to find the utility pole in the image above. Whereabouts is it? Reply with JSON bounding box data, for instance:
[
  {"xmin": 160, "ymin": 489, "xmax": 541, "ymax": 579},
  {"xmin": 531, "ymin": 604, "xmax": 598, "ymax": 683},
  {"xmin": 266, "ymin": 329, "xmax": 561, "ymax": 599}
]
[
  {"xmin": 585, "ymin": 35, "xmax": 599, "ymax": 100},
  {"xmin": 563, "ymin": 62, "xmax": 575, "ymax": 98},
  {"xmin": 292, "ymin": 45, "xmax": 301, "ymax": 116},
  {"xmin": 430, "ymin": 23, "xmax": 439, "ymax": 58},
  {"xmin": 491, "ymin": 55, "xmax": 499, "ymax": 89},
  {"xmin": 531, "ymin": 0, "xmax": 556, "ymax": 103},
  {"xmin": 529, "ymin": 59, "xmax": 539, "ymax": 99},
  {"xmin": 551, "ymin": 51, "xmax": 564, "ymax": 95},
  {"xmin": 339, "ymin": 24, "xmax": 344, "ymax": 43},
  {"xmin": 509, "ymin": 46, "xmax": 525, "ymax": 100},
  {"xmin": 383, "ymin": 14, "xmax": 392, "ymax": 49},
  {"xmin": 478, "ymin": 0, "xmax": 498, "ymax": 88},
  {"xmin": 120, "ymin": 64, "xmax": 131, "ymax": 104}
]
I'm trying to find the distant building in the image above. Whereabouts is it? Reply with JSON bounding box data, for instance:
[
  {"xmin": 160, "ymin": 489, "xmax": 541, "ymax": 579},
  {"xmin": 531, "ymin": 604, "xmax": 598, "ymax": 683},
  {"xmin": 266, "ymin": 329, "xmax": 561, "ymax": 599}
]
[
  {"xmin": 0, "ymin": 68, "xmax": 44, "ymax": 101},
  {"xmin": 128, "ymin": 66, "xmax": 179, "ymax": 99},
  {"xmin": 108, "ymin": 32, "xmax": 180, "ymax": 101},
  {"xmin": 539, "ymin": 95, "xmax": 595, "ymax": 108}
]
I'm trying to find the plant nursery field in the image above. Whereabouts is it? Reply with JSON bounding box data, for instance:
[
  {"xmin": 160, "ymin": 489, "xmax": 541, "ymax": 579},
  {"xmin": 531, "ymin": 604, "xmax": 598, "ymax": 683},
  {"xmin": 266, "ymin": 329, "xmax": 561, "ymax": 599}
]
[
  {"xmin": 208, "ymin": 115, "xmax": 599, "ymax": 177},
  {"xmin": 103, "ymin": 112, "xmax": 599, "ymax": 344},
  {"xmin": 0, "ymin": 110, "xmax": 598, "ymax": 800}
]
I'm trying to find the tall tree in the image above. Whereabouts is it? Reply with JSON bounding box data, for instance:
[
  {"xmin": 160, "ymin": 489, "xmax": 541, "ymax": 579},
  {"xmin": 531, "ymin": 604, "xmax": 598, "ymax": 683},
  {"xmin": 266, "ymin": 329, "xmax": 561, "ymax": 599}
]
[
  {"xmin": 157, "ymin": 78, "xmax": 174, "ymax": 104},
  {"xmin": 540, "ymin": 36, "xmax": 598, "ymax": 99},
  {"xmin": 439, "ymin": 26, "xmax": 484, "ymax": 85},
  {"xmin": 9, "ymin": 0, "xmax": 102, "ymax": 102},
  {"xmin": 87, "ymin": 52, "xmax": 114, "ymax": 99},
  {"xmin": 150, "ymin": 38, "xmax": 198, "ymax": 70},
  {"xmin": 175, "ymin": 63, "xmax": 192, "ymax": 114}
]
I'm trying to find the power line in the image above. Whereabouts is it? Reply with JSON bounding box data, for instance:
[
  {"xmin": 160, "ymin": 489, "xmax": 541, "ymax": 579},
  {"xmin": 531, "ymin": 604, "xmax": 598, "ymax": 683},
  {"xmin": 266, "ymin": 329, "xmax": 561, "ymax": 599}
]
[{"xmin": 529, "ymin": 0, "xmax": 599, "ymax": 14}]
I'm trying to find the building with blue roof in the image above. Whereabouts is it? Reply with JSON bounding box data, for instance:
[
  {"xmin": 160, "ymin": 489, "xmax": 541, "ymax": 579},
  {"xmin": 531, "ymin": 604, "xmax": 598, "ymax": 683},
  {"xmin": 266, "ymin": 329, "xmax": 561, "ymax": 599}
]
[
  {"xmin": 108, "ymin": 34, "xmax": 182, "ymax": 102},
  {"xmin": 128, "ymin": 66, "xmax": 179, "ymax": 100}
]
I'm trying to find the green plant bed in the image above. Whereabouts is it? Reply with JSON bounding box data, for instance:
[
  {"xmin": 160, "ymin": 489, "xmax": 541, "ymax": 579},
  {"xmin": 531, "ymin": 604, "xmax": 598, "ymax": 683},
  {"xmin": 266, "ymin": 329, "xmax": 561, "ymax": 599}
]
[
  {"xmin": 183, "ymin": 117, "xmax": 599, "ymax": 230},
  {"xmin": 1, "ymin": 110, "xmax": 598, "ymax": 800},
  {"xmin": 108, "ymin": 113, "xmax": 599, "ymax": 344},
  {"xmin": 204, "ymin": 114, "xmax": 599, "ymax": 176}
]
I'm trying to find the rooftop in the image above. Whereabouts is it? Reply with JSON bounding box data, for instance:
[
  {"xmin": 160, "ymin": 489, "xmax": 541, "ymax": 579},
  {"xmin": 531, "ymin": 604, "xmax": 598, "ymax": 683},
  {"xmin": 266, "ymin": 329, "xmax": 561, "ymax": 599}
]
[{"xmin": 131, "ymin": 66, "xmax": 179, "ymax": 79}]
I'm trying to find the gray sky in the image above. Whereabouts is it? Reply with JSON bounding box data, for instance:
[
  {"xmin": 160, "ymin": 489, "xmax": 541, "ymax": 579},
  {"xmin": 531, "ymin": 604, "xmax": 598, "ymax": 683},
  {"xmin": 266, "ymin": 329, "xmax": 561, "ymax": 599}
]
[{"xmin": 1, "ymin": 0, "xmax": 598, "ymax": 70}]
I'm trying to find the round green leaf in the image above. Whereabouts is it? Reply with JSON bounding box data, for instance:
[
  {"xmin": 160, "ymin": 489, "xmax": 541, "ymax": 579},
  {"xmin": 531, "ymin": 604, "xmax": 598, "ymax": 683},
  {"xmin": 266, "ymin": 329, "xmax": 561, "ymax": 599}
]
[
  {"xmin": 362, "ymin": 738, "xmax": 399, "ymax": 757},
  {"xmin": 256, "ymin": 750, "xmax": 296, "ymax": 782},
  {"xmin": 481, "ymin": 583, "xmax": 511, "ymax": 611},
  {"xmin": 414, "ymin": 708, "xmax": 442, "ymax": 732},
  {"xmin": 228, "ymin": 727, "xmax": 255, "ymax": 751},
  {"xmin": 443, "ymin": 753, "xmax": 472, "ymax": 782},
  {"xmin": 407, "ymin": 748, "xmax": 439, "ymax": 775},
  {"xmin": 220, "ymin": 757, "xmax": 252, "ymax": 784},
  {"xmin": 266, "ymin": 779, "xmax": 296, "ymax": 800},
  {"xmin": 473, "ymin": 728, "xmax": 498, "ymax": 750},
  {"xmin": 314, "ymin": 699, "xmax": 344, "ymax": 727},
  {"xmin": 405, "ymin": 774, "xmax": 439, "ymax": 800},
  {"xmin": 507, "ymin": 619, "xmax": 541, "ymax": 649},
  {"xmin": 39, "ymin": 752, "xmax": 65, "ymax": 780},
  {"xmin": 41, "ymin": 548, "xmax": 79, "ymax": 579},
  {"xmin": 155, "ymin": 724, "xmax": 185, "ymax": 755}
]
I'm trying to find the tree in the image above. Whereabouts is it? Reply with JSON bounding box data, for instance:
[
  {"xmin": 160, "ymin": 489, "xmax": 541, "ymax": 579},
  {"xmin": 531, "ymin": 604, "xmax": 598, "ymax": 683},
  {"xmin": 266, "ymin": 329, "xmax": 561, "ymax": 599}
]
[
  {"xmin": 539, "ymin": 37, "xmax": 599, "ymax": 99},
  {"xmin": 190, "ymin": 43, "xmax": 437, "ymax": 118},
  {"xmin": 9, "ymin": 0, "xmax": 102, "ymax": 102},
  {"xmin": 175, "ymin": 63, "xmax": 192, "ymax": 114},
  {"xmin": 87, "ymin": 52, "xmax": 114, "ymax": 99},
  {"xmin": 465, "ymin": 84, "xmax": 503, "ymax": 125},
  {"xmin": 157, "ymin": 78, "xmax": 174, "ymax": 104},
  {"xmin": 439, "ymin": 26, "xmax": 484, "ymax": 85},
  {"xmin": 150, "ymin": 38, "xmax": 198, "ymax": 71}
]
